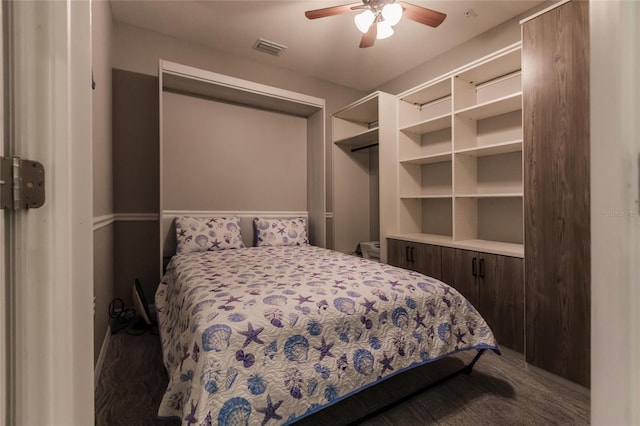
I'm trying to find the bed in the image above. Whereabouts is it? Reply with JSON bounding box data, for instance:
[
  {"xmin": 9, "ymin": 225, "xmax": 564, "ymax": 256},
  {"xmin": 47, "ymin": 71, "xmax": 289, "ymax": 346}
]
[{"xmin": 155, "ymin": 216, "xmax": 499, "ymax": 425}]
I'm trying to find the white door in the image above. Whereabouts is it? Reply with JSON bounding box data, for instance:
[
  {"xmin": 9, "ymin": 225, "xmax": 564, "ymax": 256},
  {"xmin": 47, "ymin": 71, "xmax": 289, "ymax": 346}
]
[{"xmin": 3, "ymin": 1, "xmax": 94, "ymax": 424}]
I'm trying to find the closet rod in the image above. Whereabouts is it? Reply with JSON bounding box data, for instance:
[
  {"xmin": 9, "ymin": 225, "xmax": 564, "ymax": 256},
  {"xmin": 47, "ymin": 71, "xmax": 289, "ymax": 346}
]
[{"xmin": 351, "ymin": 143, "xmax": 379, "ymax": 153}]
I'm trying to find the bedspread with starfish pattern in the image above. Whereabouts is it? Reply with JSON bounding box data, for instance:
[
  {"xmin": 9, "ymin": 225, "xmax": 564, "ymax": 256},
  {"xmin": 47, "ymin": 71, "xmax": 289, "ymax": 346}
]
[{"xmin": 155, "ymin": 245, "xmax": 499, "ymax": 425}]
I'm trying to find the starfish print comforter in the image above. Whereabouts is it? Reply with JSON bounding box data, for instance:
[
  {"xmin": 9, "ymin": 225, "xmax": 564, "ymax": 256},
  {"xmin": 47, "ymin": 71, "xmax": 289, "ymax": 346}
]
[{"xmin": 155, "ymin": 245, "xmax": 499, "ymax": 425}]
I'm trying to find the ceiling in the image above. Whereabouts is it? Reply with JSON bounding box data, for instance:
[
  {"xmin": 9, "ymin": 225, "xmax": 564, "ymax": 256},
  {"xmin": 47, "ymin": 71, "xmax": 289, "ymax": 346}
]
[{"xmin": 109, "ymin": 0, "xmax": 544, "ymax": 91}]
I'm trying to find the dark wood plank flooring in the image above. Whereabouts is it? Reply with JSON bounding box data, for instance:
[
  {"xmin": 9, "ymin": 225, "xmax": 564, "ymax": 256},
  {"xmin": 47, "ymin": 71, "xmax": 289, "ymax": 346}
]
[{"xmin": 95, "ymin": 331, "xmax": 589, "ymax": 425}]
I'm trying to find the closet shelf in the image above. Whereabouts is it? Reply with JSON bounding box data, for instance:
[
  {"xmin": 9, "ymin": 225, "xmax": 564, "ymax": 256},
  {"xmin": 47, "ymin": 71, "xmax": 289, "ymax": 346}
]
[
  {"xmin": 389, "ymin": 232, "xmax": 453, "ymax": 245},
  {"xmin": 455, "ymin": 92, "xmax": 522, "ymax": 120},
  {"xmin": 333, "ymin": 93, "xmax": 380, "ymax": 123},
  {"xmin": 455, "ymin": 47, "xmax": 522, "ymax": 87},
  {"xmin": 400, "ymin": 114, "xmax": 451, "ymax": 135},
  {"xmin": 399, "ymin": 79, "xmax": 451, "ymax": 106},
  {"xmin": 334, "ymin": 127, "xmax": 378, "ymax": 149},
  {"xmin": 400, "ymin": 194, "xmax": 452, "ymax": 199},
  {"xmin": 454, "ymin": 193, "xmax": 523, "ymax": 198},
  {"xmin": 455, "ymin": 140, "xmax": 522, "ymax": 157},
  {"xmin": 400, "ymin": 152, "xmax": 452, "ymax": 165}
]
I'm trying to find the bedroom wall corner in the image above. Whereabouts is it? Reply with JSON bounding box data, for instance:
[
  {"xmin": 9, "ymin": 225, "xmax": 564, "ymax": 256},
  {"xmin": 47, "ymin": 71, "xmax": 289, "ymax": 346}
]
[{"xmin": 92, "ymin": 0, "xmax": 114, "ymax": 367}]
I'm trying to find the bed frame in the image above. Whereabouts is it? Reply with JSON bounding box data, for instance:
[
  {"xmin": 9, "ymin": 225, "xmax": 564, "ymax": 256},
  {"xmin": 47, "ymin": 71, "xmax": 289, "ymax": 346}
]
[{"xmin": 352, "ymin": 349, "xmax": 487, "ymax": 424}]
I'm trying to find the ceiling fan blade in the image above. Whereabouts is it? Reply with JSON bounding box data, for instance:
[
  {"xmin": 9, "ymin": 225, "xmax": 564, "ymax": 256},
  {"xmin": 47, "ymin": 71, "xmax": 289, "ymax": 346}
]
[
  {"xmin": 305, "ymin": 3, "xmax": 363, "ymax": 19},
  {"xmin": 359, "ymin": 22, "xmax": 377, "ymax": 48},
  {"xmin": 398, "ymin": 1, "xmax": 446, "ymax": 27}
]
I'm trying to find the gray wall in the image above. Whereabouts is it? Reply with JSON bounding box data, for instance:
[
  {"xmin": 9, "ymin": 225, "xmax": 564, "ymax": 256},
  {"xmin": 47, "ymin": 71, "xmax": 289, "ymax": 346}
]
[
  {"xmin": 162, "ymin": 91, "xmax": 307, "ymax": 211},
  {"xmin": 92, "ymin": 0, "xmax": 113, "ymax": 365},
  {"xmin": 112, "ymin": 69, "xmax": 160, "ymax": 304},
  {"xmin": 113, "ymin": 221, "xmax": 160, "ymax": 306}
]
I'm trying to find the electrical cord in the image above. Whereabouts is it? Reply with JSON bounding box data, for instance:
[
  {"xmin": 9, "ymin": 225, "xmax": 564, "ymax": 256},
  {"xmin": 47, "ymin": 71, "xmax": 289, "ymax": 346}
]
[
  {"xmin": 108, "ymin": 298, "xmax": 157, "ymax": 336},
  {"xmin": 109, "ymin": 298, "xmax": 135, "ymax": 323}
]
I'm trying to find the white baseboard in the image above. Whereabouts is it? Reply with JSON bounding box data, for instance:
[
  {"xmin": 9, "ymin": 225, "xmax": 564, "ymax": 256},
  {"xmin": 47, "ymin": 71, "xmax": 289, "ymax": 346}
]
[{"xmin": 94, "ymin": 325, "xmax": 111, "ymax": 390}]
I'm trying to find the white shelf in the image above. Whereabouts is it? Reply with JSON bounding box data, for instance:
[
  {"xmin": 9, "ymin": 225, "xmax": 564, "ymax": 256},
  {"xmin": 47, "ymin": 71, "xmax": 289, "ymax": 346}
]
[
  {"xmin": 400, "ymin": 194, "xmax": 452, "ymax": 199},
  {"xmin": 400, "ymin": 79, "xmax": 451, "ymax": 106},
  {"xmin": 455, "ymin": 47, "xmax": 522, "ymax": 86},
  {"xmin": 457, "ymin": 239, "xmax": 524, "ymax": 258},
  {"xmin": 455, "ymin": 92, "xmax": 522, "ymax": 120},
  {"xmin": 333, "ymin": 92, "xmax": 379, "ymax": 123},
  {"xmin": 334, "ymin": 127, "xmax": 378, "ymax": 149},
  {"xmin": 389, "ymin": 233, "xmax": 454, "ymax": 245},
  {"xmin": 400, "ymin": 114, "xmax": 451, "ymax": 135},
  {"xmin": 455, "ymin": 140, "xmax": 522, "ymax": 157},
  {"xmin": 400, "ymin": 152, "xmax": 452, "ymax": 165},
  {"xmin": 454, "ymin": 193, "xmax": 523, "ymax": 198},
  {"xmin": 387, "ymin": 233, "xmax": 524, "ymax": 258}
]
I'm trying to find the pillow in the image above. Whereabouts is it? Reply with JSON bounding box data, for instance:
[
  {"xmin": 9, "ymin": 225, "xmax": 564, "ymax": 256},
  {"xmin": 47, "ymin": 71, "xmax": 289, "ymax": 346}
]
[
  {"xmin": 175, "ymin": 216, "xmax": 245, "ymax": 254},
  {"xmin": 253, "ymin": 217, "xmax": 309, "ymax": 247}
]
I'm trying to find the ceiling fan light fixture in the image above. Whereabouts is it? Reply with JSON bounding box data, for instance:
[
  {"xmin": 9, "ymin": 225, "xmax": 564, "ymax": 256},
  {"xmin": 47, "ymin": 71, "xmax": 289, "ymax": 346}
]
[
  {"xmin": 354, "ymin": 9, "xmax": 375, "ymax": 33},
  {"xmin": 376, "ymin": 20, "xmax": 394, "ymax": 39},
  {"xmin": 305, "ymin": 1, "xmax": 446, "ymax": 48},
  {"xmin": 381, "ymin": 3, "xmax": 403, "ymax": 26}
]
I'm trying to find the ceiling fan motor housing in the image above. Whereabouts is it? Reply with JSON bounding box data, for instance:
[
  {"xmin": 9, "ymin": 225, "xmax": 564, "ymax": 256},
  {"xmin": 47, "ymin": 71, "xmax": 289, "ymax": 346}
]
[{"xmin": 362, "ymin": 0, "xmax": 397, "ymax": 10}]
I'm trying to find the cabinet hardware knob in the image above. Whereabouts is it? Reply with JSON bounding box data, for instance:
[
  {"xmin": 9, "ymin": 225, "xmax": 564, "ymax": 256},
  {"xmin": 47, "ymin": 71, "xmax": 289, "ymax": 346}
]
[
  {"xmin": 410, "ymin": 247, "xmax": 415, "ymax": 263},
  {"xmin": 479, "ymin": 258, "xmax": 485, "ymax": 278},
  {"xmin": 405, "ymin": 246, "xmax": 410, "ymax": 263},
  {"xmin": 472, "ymin": 257, "xmax": 477, "ymax": 277}
]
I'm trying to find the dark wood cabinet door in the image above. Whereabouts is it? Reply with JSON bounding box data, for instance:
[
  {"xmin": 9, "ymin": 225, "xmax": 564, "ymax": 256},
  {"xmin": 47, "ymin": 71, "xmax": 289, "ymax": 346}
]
[
  {"xmin": 440, "ymin": 246, "xmax": 455, "ymax": 286},
  {"xmin": 387, "ymin": 239, "xmax": 410, "ymax": 270},
  {"xmin": 523, "ymin": 0, "xmax": 590, "ymax": 386},
  {"xmin": 452, "ymin": 249, "xmax": 479, "ymax": 308},
  {"xmin": 412, "ymin": 243, "xmax": 442, "ymax": 280},
  {"xmin": 478, "ymin": 254, "xmax": 524, "ymax": 353},
  {"xmin": 387, "ymin": 239, "xmax": 442, "ymax": 278}
]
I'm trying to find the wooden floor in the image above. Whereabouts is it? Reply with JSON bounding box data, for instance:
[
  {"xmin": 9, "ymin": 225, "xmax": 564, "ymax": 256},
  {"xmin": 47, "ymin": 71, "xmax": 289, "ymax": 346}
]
[{"xmin": 95, "ymin": 331, "xmax": 589, "ymax": 425}]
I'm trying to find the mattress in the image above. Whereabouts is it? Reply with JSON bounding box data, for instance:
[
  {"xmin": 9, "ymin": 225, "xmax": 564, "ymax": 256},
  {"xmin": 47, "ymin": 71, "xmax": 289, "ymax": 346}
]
[{"xmin": 156, "ymin": 245, "xmax": 499, "ymax": 425}]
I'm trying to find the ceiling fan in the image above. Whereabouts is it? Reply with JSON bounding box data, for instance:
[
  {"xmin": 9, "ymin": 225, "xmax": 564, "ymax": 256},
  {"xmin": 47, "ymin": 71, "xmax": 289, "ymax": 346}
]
[{"xmin": 305, "ymin": 0, "xmax": 446, "ymax": 48}]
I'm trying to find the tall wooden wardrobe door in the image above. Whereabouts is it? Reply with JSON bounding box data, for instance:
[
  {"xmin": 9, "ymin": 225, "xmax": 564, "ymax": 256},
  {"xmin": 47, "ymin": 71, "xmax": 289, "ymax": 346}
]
[{"xmin": 522, "ymin": 0, "xmax": 590, "ymax": 387}]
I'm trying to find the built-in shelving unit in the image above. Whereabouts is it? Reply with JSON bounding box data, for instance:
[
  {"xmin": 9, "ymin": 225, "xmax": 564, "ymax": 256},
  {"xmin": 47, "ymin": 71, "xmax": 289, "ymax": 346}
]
[
  {"xmin": 391, "ymin": 43, "xmax": 523, "ymax": 258},
  {"xmin": 332, "ymin": 92, "xmax": 397, "ymax": 262}
]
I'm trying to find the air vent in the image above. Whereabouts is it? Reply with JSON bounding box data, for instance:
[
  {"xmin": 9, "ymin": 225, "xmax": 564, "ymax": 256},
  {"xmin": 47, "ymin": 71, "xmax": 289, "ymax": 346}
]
[{"xmin": 253, "ymin": 38, "xmax": 287, "ymax": 56}]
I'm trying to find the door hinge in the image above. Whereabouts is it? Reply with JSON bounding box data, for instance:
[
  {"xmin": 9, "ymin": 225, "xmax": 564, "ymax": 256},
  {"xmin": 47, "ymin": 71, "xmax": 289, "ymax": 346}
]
[{"xmin": 0, "ymin": 156, "xmax": 45, "ymax": 210}]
